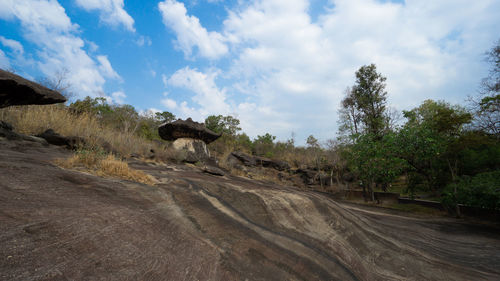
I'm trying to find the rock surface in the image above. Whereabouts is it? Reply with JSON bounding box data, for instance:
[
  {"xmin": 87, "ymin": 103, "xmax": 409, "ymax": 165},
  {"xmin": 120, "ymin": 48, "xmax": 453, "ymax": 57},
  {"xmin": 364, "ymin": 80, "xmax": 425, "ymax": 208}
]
[
  {"xmin": 0, "ymin": 69, "xmax": 66, "ymax": 108},
  {"xmin": 158, "ymin": 118, "xmax": 221, "ymax": 144},
  {"xmin": 172, "ymin": 137, "xmax": 210, "ymax": 163},
  {"xmin": 0, "ymin": 121, "xmax": 48, "ymax": 145},
  {"xmin": 1, "ymin": 138, "xmax": 499, "ymax": 281},
  {"xmin": 36, "ymin": 129, "xmax": 84, "ymax": 149},
  {"xmin": 228, "ymin": 151, "xmax": 290, "ymax": 171}
]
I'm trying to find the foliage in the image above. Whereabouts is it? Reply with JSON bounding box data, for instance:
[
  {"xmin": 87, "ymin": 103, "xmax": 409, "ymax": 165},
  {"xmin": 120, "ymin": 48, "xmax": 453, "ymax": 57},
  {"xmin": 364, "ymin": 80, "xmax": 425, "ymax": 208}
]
[
  {"xmin": 69, "ymin": 96, "xmax": 112, "ymax": 116},
  {"xmin": 338, "ymin": 87, "xmax": 362, "ymax": 139},
  {"xmin": 469, "ymin": 40, "xmax": 500, "ymax": 136},
  {"xmin": 0, "ymin": 104, "xmax": 175, "ymax": 161},
  {"xmin": 205, "ymin": 115, "xmax": 241, "ymax": 135},
  {"xmin": 441, "ymin": 171, "xmax": 500, "ymax": 210},
  {"xmin": 253, "ymin": 133, "xmax": 276, "ymax": 157},
  {"xmin": 398, "ymin": 100, "xmax": 472, "ymax": 194},
  {"xmin": 351, "ymin": 64, "xmax": 389, "ymax": 137},
  {"xmin": 306, "ymin": 135, "xmax": 319, "ymax": 148},
  {"xmin": 155, "ymin": 111, "xmax": 176, "ymax": 123},
  {"xmin": 348, "ymin": 133, "xmax": 406, "ymax": 198}
]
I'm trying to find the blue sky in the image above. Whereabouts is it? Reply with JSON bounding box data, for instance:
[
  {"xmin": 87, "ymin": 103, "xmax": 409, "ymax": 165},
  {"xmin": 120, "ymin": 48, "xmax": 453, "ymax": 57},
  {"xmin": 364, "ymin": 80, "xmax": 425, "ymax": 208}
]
[{"xmin": 0, "ymin": 0, "xmax": 499, "ymax": 145}]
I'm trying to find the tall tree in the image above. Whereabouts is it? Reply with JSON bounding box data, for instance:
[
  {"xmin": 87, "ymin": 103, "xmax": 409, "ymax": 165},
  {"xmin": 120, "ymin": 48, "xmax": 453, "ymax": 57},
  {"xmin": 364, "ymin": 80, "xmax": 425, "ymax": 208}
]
[
  {"xmin": 351, "ymin": 64, "xmax": 389, "ymax": 137},
  {"xmin": 470, "ymin": 40, "xmax": 500, "ymax": 136},
  {"xmin": 338, "ymin": 87, "xmax": 362, "ymax": 140}
]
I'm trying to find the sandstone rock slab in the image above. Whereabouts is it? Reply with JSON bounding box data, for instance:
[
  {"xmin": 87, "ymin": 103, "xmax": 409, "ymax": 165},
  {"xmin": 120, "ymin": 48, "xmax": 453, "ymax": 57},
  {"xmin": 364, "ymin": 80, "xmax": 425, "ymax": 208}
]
[{"xmin": 0, "ymin": 69, "xmax": 66, "ymax": 108}]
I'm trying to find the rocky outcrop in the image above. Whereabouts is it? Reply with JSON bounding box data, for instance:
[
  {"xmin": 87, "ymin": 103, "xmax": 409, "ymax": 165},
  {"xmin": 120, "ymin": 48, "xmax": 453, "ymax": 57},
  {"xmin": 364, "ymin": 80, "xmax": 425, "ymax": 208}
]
[
  {"xmin": 0, "ymin": 69, "xmax": 66, "ymax": 108},
  {"xmin": 36, "ymin": 129, "xmax": 84, "ymax": 149},
  {"xmin": 0, "ymin": 121, "xmax": 48, "ymax": 145},
  {"xmin": 159, "ymin": 118, "xmax": 221, "ymax": 164},
  {"xmin": 227, "ymin": 151, "xmax": 290, "ymax": 171},
  {"xmin": 295, "ymin": 168, "xmax": 330, "ymax": 186},
  {"xmin": 158, "ymin": 118, "xmax": 221, "ymax": 144},
  {"xmin": 1, "ymin": 139, "xmax": 499, "ymax": 281}
]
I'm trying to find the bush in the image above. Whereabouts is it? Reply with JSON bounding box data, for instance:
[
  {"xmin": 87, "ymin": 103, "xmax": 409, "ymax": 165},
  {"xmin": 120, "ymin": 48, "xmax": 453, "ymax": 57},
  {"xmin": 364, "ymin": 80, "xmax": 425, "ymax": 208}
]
[
  {"xmin": 0, "ymin": 104, "xmax": 173, "ymax": 160},
  {"xmin": 442, "ymin": 171, "xmax": 500, "ymax": 210}
]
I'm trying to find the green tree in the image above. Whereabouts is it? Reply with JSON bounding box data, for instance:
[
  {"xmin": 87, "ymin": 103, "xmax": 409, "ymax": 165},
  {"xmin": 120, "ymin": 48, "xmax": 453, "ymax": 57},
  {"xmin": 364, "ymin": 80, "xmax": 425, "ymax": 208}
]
[
  {"xmin": 397, "ymin": 100, "xmax": 472, "ymax": 196},
  {"xmin": 351, "ymin": 64, "xmax": 389, "ymax": 137},
  {"xmin": 155, "ymin": 111, "xmax": 176, "ymax": 124},
  {"xmin": 349, "ymin": 133, "xmax": 405, "ymax": 200},
  {"xmin": 253, "ymin": 133, "xmax": 276, "ymax": 157},
  {"xmin": 306, "ymin": 135, "xmax": 319, "ymax": 148},
  {"xmin": 205, "ymin": 115, "xmax": 241, "ymax": 135},
  {"xmin": 69, "ymin": 96, "xmax": 112, "ymax": 116}
]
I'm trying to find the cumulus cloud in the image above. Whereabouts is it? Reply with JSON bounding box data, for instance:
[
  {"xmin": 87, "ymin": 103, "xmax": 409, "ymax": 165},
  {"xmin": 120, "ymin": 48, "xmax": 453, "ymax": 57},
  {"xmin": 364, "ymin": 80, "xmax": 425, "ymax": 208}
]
[
  {"xmin": 97, "ymin": 55, "xmax": 121, "ymax": 80},
  {"xmin": 0, "ymin": 36, "xmax": 24, "ymax": 55},
  {"xmin": 111, "ymin": 91, "xmax": 126, "ymax": 104},
  {"xmin": 75, "ymin": 0, "xmax": 135, "ymax": 32},
  {"xmin": 0, "ymin": 49, "xmax": 10, "ymax": 69},
  {"xmin": 158, "ymin": 0, "xmax": 228, "ymax": 59},
  {"xmin": 209, "ymin": 0, "xmax": 499, "ymax": 142},
  {"xmin": 165, "ymin": 67, "xmax": 231, "ymax": 120},
  {"xmin": 136, "ymin": 35, "xmax": 152, "ymax": 47},
  {"xmin": 0, "ymin": 0, "xmax": 121, "ymax": 98}
]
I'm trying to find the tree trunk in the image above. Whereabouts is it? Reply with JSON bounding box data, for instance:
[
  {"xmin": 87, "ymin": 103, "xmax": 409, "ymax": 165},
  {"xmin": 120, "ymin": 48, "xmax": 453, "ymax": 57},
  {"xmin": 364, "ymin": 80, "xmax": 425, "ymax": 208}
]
[{"xmin": 447, "ymin": 159, "xmax": 461, "ymax": 217}]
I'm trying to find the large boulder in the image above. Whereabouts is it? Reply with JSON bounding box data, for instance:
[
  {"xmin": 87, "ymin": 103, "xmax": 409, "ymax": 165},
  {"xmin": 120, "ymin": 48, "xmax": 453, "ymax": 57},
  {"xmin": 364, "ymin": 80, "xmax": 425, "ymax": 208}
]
[
  {"xmin": 0, "ymin": 69, "xmax": 66, "ymax": 108},
  {"xmin": 158, "ymin": 118, "xmax": 221, "ymax": 144}
]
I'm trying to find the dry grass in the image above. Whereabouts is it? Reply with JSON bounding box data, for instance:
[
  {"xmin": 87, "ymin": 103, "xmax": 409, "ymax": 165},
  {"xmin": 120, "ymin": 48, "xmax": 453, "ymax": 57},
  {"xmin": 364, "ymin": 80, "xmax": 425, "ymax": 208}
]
[
  {"xmin": 55, "ymin": 150, "xmax": 157, "ymax": 185},
  {"xmin": 0, "ymin": 104, "xmax": 175, "ymax": 160}
]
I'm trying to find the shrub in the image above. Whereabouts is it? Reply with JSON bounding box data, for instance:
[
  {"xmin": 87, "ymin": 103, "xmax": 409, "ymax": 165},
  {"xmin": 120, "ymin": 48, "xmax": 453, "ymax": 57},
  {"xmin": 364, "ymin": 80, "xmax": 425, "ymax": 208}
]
[{"xmin": 441, "ymin": 170, "xmax": 500, "ymax": 210}]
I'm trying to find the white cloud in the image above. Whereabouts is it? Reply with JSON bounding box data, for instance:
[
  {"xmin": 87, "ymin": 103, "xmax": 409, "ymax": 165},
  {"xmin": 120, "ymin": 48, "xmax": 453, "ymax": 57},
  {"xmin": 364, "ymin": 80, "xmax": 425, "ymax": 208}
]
[
  {"xmin": 87, "ymin": 41, "xmax": 99, "ymax": 52},
  {"xmin": 111, "ymin": 91, "xmax": 126, "ymax": 104},
  {"xmin": 200, "ymin": 0, "xmax": 500, "ymax": 143},
  {"xmin": 0, "ymin": 36, "xmax": 24, "ymax": 55},
  {"xmin": 0, "ymin": 0, "xmax": 121, "ymax": 98},
  {"xmin": 97, "ymin": 55, "xmax": 121, "ymax": 80},
  {"xmin": 158, "ymin": 0, "xmax": 228, "ymax": 59},
  {"xmin": 0, "ymin": 49, "xmax": 10, "ymax": 69},
  {"xmin": 136, "ymin": 35, "xmax": 152, "ymax": 47},
  {"xmin": 75, "ymin": 0, "xmax": 135, "ymax": 32},
  {"xmin": 167, "ymin": 67, "xmax": 230, "ymax": 118},
  {"xmin": 161, "ymin": 98, "xmax": 178, "ymax": 110}
]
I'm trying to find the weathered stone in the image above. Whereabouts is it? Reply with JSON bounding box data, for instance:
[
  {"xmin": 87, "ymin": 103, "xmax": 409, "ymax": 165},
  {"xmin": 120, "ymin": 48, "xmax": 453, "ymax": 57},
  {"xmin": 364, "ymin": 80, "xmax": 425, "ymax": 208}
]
[
  {"xmin": 0, "ymin": 69, "xmax": 66, "ymax": 108},
  {"xmin": 228, "ymin": 151, "xmax": 257, "ymax": 166},
  {"xmin": 158, "ymin": 118, "xmax": 221, "ymax": 144},
  {"xmin": 227, "ymin": 151, "xmax": 290, "ymax": 171},
  {"xmin": 1, "ymin": 139, "xmax": 500, "ymax": 280},
  {"xmin": 36, "ymin": 129, "xmax": 84, "ymax": 149},
  {"xmin": 172, "ymin": 138, "xmax": 210, "ymax": 163},
  {"xmin": 203, "ymin": 165, "xmax": 225, "ymax": 176},
  {"xmin": 0, "ymin": 121, "xmax": 47, "ymax": 145}
]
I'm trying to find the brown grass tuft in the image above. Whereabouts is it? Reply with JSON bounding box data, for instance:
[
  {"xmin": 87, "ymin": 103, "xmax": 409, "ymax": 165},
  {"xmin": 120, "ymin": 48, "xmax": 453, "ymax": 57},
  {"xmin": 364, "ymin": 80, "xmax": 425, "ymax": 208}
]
[{"xmin": 55, "ymin": 150, "xmax": 157, "ymax": 185}]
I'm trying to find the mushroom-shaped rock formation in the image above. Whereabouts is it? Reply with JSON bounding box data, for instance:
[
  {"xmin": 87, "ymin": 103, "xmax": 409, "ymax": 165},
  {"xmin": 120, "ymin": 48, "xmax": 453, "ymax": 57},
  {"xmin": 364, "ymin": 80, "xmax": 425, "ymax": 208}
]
[
  {"xmin": 158, "ymin": 118, "xmax": 221, "ymax": 144},
  {"xmin": 0, "ymin": 69, "xmax": 66, "ymax": 108},
  {"xmin": 159, "ymin": 118, "xmax": 221, "ymax": 163}
]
